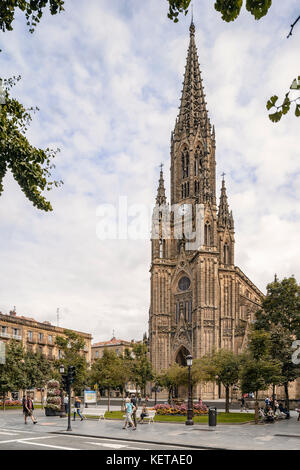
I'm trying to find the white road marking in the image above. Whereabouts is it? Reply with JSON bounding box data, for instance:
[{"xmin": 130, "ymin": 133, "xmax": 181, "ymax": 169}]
[
  {"xmin": 19, "ymin": 441, "xmax": 79, "ymax": 450},
  {"xmin": 85, "ymin": 442, "xmax": 127, "ymax": 449},
  {"xmin": 0, "ymin": 431, "xmax": 18, "ymax": 436},
  {"xmin": 85, "ymin": 442, "xmax": 149, "ymax": 450},
  {"xmin": 0, "ymin": 436, "xmax": 54, "ymax": 444}
]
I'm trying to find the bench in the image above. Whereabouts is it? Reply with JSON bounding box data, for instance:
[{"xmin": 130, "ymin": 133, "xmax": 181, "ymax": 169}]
[
  {"xmin": 81, "ymin": 407, "xmax": 106, "ymax": 421},
  {"xmin": 137, "ymin": 409, "xmax": 156, "ymax": 424},
  {"xmin": 123, "ymin": 409, "xmax": 156, "ymax": 424}
]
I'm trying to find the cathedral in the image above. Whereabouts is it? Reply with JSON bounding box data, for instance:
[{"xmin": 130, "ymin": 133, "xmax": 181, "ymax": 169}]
[{"xmin": 148, "ymin": 22, "xmax": 263, "ymax": 399}]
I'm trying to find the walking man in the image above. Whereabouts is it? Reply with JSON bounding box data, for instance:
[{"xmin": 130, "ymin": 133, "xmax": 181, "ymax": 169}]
[
  {"xmin": 73, "ymin": 396, "xmax": 83, "ymax": 421},
  {"xmin": 123, "ymin": 397, "xmax": 136, "ymax": 430},
  {"xmin": 22, "ymin": 395, "xmax": 37, "ymax": 424},
  {"xmin": 131, "ymin": 393, "xmax": 138, "ymax": 428}
]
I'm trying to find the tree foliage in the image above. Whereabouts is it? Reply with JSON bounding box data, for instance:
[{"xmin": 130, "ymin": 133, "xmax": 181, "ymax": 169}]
[
  {"xmin": 0, "ymin": 0, "xmax": 65, "ymax": 33},
  {"xmin": 131, "ymin": 342, "xmax": 153, "ymax": 397},
  {"xmin": 254, "ymin": 276, "xmax": 300, "ymax": 409},
  {"xmin": 196, "ymin": 349, "xmax": 241, "ymax": 412},
  {"xmin": 0, "ymin": 76, "xmax": 63, "ymax": 211},
  {"xmin": 54, "ymin": 329, "xmax": 88, "ymax": 393}
]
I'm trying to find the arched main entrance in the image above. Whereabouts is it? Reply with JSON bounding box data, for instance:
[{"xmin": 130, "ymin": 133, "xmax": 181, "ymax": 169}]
[{"xmin": 174, "ymin": 346, "xmax": 190, "ymax": 398}]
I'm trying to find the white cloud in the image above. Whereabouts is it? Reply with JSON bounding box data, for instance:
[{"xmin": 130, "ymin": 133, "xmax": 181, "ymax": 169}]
[{"xmin": 0, "ymin": 0, "xmax": 299, "ymax": 343}]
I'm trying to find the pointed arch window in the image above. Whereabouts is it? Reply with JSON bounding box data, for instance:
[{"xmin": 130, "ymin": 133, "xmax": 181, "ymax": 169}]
[
  {"xmin": 223, "ymin": 242, "xmax": 230, "ymax": 265},
  {"xmin": 181, "ymin": 148, "xmax": 189, "ymax": 179},
  {"xmin": 204, "ymin": 222, "xmax": 212, "ymax": 246}
]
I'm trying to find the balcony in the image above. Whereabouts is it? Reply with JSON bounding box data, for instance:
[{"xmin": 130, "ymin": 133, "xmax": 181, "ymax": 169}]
[
  {"xmin": 0, "ymin": 332, "xmax": 11, "ymax": 339},
  {"xmin": 11, "ymin": 334, "xmax": 22, "ymax": 341},
  {"xmin": 37, "ymin": 338, "xmax": 46, "ymax": 345}
]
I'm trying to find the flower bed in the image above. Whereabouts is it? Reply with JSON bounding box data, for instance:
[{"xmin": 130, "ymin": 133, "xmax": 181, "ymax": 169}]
[
  {"xmin": 154, "ymin": 403, "xmax": 208, "ymax": 416},
  {"xmin": 45, "ymin": 379, "xmax": 61, "ymax": 415},
  {"xmin": 0, "ymin": 400, "xmax": 22, "ymax": 407}
]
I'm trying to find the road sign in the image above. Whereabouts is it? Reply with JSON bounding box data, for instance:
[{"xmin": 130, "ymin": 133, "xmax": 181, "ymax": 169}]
[{"xmin": 0, "ymin": 341, "xmax": 5, "ymax": 364}]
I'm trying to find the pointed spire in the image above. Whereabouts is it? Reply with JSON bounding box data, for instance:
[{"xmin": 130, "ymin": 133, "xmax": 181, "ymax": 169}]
[
  {"xmin": 176, "ymin": 21, "xmax": 208, "ymax": 134},
  {"xmin": 218, "ymin": 175, "xmax": 233, "ymax": 229},
  {"xmin": 156, "ymin": 163, "xmax": 167, "ymax": 205}
]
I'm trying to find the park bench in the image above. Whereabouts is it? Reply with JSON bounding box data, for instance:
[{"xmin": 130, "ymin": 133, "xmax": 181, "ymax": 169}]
[
  {"xmin": 123, "ymin": 409, "xmax": 156, "ymax": 424},
  {"xmin": 81, "ymin": 407, "xmax": 106, "ymax": 421}
]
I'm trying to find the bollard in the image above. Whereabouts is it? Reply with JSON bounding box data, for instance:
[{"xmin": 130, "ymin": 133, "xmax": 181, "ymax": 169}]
[{"xmin": 208, "ymin": 407, "xmax": 217, "ymax": 427}]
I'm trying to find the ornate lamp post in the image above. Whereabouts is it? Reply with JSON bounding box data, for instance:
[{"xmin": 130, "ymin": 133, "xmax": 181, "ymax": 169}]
[
  {"xmin": 59, "ymin": 364, "xmax": 66, "ymax": 418},
  {"xmin": 185, "ymin": 355, "xmax": 194, "ymax": 426}
]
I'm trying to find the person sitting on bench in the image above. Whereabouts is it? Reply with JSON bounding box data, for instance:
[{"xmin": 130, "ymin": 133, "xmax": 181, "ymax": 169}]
[{"xmin": 138, "ymin": 403, "xmax": 149, "ymax": 423}]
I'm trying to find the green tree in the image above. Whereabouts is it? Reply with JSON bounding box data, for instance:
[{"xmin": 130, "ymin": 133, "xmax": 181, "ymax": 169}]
[
  {"xmin": 196, "ymin": 349, "xmax": 241, "ymax": 413},
  {"xmin": 89, "ymin": 349, "xmax": 125, "ymax": 411},
  {"xmin": 0, "ymin": 0, "xmax": 65, "ymax": 33},
  {"xmin": 131, "ymin": 343, "xmax": 153, "ymax": 398},
  {"xmin": 167, "ymin": 1, "xmax": 300, "ymax": 122},
  {"xmin": 54, "ymin": 330, "xmax": 88, "ymax": 394},
  {"xmin": 0, "ymin": 340, "xmax": 26, "ymax": 408},
  {"xmin": 0, "ymin": 77, "xmax": 62, "ymax": 211},
  {"xmin": 158, "ymin": 362, "xmax": 186, "ymax": 403},
  {"xmin": 241, "ymin": 329, "xmax": 282, "ymax": 423},
  {"xmin": 23, "ymin": 350, "xmax": 54, "ymax": 406},
  {"xmin": 254, "ymin": 276, "xmax": 300, "ymax": 410}
]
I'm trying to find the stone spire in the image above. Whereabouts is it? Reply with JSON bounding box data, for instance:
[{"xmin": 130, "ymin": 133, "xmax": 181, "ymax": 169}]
[
  {"xmin": 156, "ymin": 164, "xmax": 167, "ymax": 205},
  {"xmin": 176, "ymin": 21, "xmax": 208, "ymax": 134},
  {"xmin": 218, "ymin": 175, "xmax": 234, "ymax": 229}
]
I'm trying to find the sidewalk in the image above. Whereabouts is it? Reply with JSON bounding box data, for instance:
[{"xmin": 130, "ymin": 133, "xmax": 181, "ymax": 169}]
[{"xmin": 1, "ymin": 409, "xmax": 300, "ymax": 450}]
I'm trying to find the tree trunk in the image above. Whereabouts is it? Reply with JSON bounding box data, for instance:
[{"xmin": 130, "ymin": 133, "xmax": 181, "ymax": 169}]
[
  {"xmin": 254, "ymin": 390, "xmax": 259, "ymax": 424},
  {"xmin": 108, "ymin": 388, "xmax": 110, "ymax": 412},
  {"xmin": 225, "ymin": 385, "xmax": 230, "ymax": 413},
  {"xmin": 284, "ymin": 382, "xmax": 289, "ymax": 411},
  {"xmin": 272, "ymin": 384, "xmax": 276, "ymax": 411}
]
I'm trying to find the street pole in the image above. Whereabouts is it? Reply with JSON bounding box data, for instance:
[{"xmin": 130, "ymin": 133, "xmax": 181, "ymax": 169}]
[
  {"xmin": 67, "ymin": 378, "xmax": 72, "ymax": 431},
  {"xmin": 185, "ymin": 355, "xmax": 194, "ymax": 426}
]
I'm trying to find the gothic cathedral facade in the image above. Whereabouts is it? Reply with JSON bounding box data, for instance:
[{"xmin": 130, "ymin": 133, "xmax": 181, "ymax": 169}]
[{"xmin": 148, "ymin": 22, "xmax": 263, "ymax": 399}]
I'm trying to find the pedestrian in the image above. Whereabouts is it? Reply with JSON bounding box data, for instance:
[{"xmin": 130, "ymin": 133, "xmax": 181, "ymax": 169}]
[
  {"xmin": 278, "ymin": 402, "xmax": 290, "ymax": 419},
  {"xmin": 198, "ymin": 397, "xmax": 203, "ymax": 406},
  {"xmin": 64, "ymin": 394, "xmax": 68, "ymax": 414},
  {"xmin": 138, "ymin": 395, "xmax": 142, "ymax": 406},
  {"xmin": 145, "ymin": 395, "xmax": 149, "ymax": 403},
  {"xmin": 131, "ymin": 394, "xmax": 138, "ymax": 428},
  {"xmin": 240, "ymin": 396, "xmax": 246, "ymax": 412},
  {"xmin": 73, "ymin": 396, "xmax": 83, "ymax": 421},
  {"xmin": 123, "ymin": 397, "xmax": 136, "ymax": 430},
  {"xmin": 138, "ymin": 403, "xmax": 149, "ymax": 424},
  {"xmin": 22, "ymin": 394, "xmax": 37, "ymax": 424}
]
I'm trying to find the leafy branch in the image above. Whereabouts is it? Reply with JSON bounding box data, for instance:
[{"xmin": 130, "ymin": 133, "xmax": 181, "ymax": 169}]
[
  {"xmin": 266, "ymin": 78, "xmax": 300, "ymax": 122},
  {"xmin": 0, "ymin": 76, "xmax": 63, "ymax": 211}
]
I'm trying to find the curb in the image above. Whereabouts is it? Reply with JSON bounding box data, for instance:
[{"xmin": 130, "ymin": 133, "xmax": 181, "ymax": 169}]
[{"xmin": 51, "ymin": 431, "xmax": 228, "ymax": 450}]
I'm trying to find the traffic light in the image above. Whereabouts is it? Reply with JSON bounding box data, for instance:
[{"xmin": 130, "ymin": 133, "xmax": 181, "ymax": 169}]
[
  {"xmin": 61, "ymin": 374, "xmax": 68, "ymax": 391},
  {"xmin": 68, "ymin": 366, "xmax": 76, "ymax": 384}
]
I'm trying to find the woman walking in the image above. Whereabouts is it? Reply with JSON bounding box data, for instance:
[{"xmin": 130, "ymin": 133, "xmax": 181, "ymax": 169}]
[{"xmin": 123, "ymin": 397, "xmax": 136, "ymax": 430}]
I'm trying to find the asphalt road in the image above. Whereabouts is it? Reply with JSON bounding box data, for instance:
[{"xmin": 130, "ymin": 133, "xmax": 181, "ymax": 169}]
[{"xmin": 0, "ymin": 426, "xmax": 198, "ymax": 451}]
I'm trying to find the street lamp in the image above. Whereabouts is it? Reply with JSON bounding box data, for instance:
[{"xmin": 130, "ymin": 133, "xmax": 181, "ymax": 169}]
[
  {"xmin": 185, "ymin": 355, "xmax": 194, "ymax": 426},
  {"xmin": 59, "ymin": 364, "xmax": 66, "ymax": 419}
]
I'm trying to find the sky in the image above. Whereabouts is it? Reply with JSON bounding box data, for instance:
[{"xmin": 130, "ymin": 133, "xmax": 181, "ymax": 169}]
[{"xmin": 0, "ymin": 0, "xmax": 299, "ymax": 343}]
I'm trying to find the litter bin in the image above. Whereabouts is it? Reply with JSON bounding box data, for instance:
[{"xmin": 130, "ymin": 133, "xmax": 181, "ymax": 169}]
[{"xmin": 208, "ymin": 407, "xmax": 217, "ymax": 427}]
